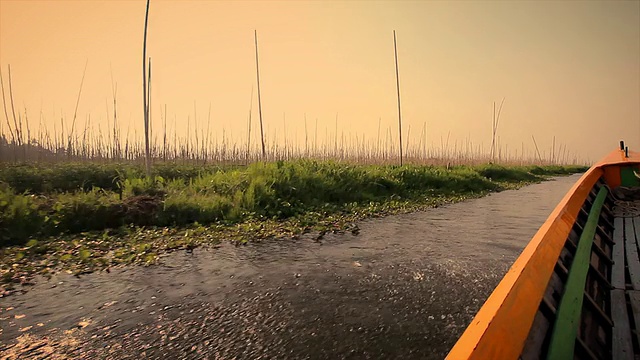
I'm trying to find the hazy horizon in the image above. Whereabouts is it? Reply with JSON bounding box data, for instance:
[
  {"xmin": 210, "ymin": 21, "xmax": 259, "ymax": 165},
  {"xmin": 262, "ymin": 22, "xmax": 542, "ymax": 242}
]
[{"xmin": 1, "ymin": 0, "xmax": 639, "ymax": 163}]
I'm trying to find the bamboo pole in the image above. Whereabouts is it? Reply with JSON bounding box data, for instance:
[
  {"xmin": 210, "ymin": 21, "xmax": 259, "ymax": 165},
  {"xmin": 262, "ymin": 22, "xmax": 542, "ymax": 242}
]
[
  {"xmin": 246, "ymin": 85, "xmax": 254, "ymax": 163},
  {"xmin": 551, "ymin": 135, "xmax": 556, "ymax": 164},
  {"xmin": 335, "ymin": 113, "xmax": 338, "ymax": 156},
  {"xmin": 163, "ymin": 104, "xmax": 167, "ymax": 161},
  {"xmin": 254, "ymin": 30, "xmax": 266, "ymax": 158},
  {"xmin": 490, "ymin": 97, "xmax": 505, "ymax": 162},
  {"xmin": 142, "ymin": 0, "xmax": 151, "ymax": 176},
  {"xmin": 0, "ymin": 68, "xmax": 16, "ymax": 151},
  {"xmin": 148, "ymin": 57, "xmax": 152, "ymax": 160},
  {"xmin": 532, "ymin": 135, "xmax": 542, "ymax": 163},
  {"xmin": 110, "ymin": 65, "xmax": 119, "ymax": 160},
  {"xmin": 304, "ymin": 113, "xmax": 308, "ymax": 156},
  {"xmin": 7, "ymin": 65, "xmax": 20, "ymax": 149},
  {"xmin": 393, "ymin": 30, "xmax": 403, "ymax": 166}
]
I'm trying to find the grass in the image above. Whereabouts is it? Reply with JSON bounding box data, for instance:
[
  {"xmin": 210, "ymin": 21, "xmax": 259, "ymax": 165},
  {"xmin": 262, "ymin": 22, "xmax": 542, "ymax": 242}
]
[
  {"xmin": 0, "ymin": 161, "xmax": 587, "ymax": 245},
  {"xmin": 0, "ymin": 160, "xmax": 588, "ymax": 296}
]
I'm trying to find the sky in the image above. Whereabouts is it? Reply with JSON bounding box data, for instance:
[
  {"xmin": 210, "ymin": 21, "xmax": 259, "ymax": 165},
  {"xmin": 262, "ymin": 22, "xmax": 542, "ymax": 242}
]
[{"xmin": 0, "ymin": 0, "xmax": 639, "ymax": 162}]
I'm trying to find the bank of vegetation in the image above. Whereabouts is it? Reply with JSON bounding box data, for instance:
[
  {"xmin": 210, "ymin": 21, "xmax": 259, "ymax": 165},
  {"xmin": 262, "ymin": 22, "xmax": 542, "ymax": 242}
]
[{"xmin": 0, "ymin": 161, "xmax": 587, "ymax": 296}]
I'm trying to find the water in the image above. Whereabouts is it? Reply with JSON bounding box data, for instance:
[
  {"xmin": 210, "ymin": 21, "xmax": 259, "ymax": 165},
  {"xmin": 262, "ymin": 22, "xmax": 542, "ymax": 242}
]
[{"xmin": 0, "ymin": 174, "xmax": 580, "ymax": 359}]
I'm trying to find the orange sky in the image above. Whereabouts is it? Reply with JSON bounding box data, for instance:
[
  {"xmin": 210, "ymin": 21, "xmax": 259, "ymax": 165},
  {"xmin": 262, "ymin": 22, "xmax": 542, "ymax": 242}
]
[{"xmin": 1, "ymin": 0, "xmax": 639, "ymax": 162}]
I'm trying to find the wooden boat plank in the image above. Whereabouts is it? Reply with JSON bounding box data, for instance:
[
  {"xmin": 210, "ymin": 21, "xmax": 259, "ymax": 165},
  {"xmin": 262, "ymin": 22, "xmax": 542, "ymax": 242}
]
[
  {"xmin": 576, "ymin": 337, "xmax": 600, "ymax": 360},
  {"xmin": 612, "ymin": 216, "xmax": 625, "ymax": 289},
  {"xmin": 627, "ymin": 217, "xmax": 640, "ymax": 290},
  {"xmin": 584, "ymin": 290, "xmax": 613, "ymax": 327},
  {"xmin": 588, "ymin": 263, "xmax": 612, "ymax": 290},
  {"xmin": 596, "ymin": 226, "xmax": 614, "ymax": 248},
  {"xmin": 627, "ymin": 291, "xmax": 640, "ymax": 349},
  {"xmin": 591, "ymin": 238, "xmax": 613, "ymax": 264},
  {"xmin": 611, "ymin": 289, "xmax": 634, "ymax": 360},
  {"xmin": 635, "ymin": 216, "xmax": 640, "ymax": 263}
]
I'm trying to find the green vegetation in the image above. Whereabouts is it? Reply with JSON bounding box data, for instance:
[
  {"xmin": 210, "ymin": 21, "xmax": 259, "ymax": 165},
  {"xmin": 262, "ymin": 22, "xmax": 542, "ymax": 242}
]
[
  {"xmin": 0, "ymin": 160, "xmax": 587, "ymax": 296},
  {"xmin": 0, "ymin": 161, "xmax": 586, "ymax": 246}
]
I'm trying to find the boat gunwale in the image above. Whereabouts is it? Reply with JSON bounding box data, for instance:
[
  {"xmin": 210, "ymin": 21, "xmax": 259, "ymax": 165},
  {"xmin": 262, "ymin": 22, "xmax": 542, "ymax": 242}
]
[{"xmin": 446, "ymin": 148, "xmax": 640, "ymax": 360}]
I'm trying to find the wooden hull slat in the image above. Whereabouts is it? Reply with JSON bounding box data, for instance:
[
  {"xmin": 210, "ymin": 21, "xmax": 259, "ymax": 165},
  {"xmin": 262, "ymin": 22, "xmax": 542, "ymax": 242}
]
[
  {"xmin": 628, "ymin": 291, "xmax": 640, "ymax": 351},
  {"xmin": 611, "ymin": 217, "xmax": 625, "ymax": 289},
  {"xmin": 611, "ymin": 289, "xmax": 634, "ymax": 360},
  {"xmin": 625, "ymin": 216, "xmax": 640, "ymax": 290}
]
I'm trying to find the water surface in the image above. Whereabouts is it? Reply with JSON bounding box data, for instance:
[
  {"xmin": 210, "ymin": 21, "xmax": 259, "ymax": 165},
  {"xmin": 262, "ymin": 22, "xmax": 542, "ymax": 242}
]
[{"xmin": 0, "ymin": 174, "xmax": 580, "ymax": 359}]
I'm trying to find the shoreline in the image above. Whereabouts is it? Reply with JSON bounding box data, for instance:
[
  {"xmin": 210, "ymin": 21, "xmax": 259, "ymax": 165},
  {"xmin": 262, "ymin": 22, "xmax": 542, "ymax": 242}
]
[{"xmin": 0, "ymin": 164, "xmax": 584, "ymax": 298}]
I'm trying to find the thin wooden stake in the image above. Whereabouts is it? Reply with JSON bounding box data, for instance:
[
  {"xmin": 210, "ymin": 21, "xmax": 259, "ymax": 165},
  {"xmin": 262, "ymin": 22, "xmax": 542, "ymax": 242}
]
[
  {"xmin": 405, "ymin": 124, "xmax": 411, "ymax": 158},
  {"xmin": 247, "ymin": 85, "xmax": 254, "ymax": 163},
  {"xmin": 490, "ymin": 98, "xmax": 505, "ymax": 162},
  {"xmin": 163, "ymin": 104, "xmax": 167, "ymax": 161},
  {"xmin": 494, "ymin": 105, "xmax": 498, "ymax": 161},
  {"xmin": 254, "ymin": 30, "xmax": 266, "ymax": 159},
  {"xmin": 205, "ymin": 102, "xmax": 211, "ymax": 163},
  {"xmin": 148, "ymin": 57, "xmax": 152, "ymax": 160},
  {"xmin": 304, "ymin": 113, "xmax": 308, "ymax": 156},
  {"xmin": 335, "ymin": 113, "xmax": 338, "ymax": 156},
  {"xmin": 142, "ymin": 0, "xmax": 151, "ymax": 176},
  {"xmin": 7, "ymin": 65, "xmax": 20, "ymax": 148},
  {"xmin": 532, "ymin": 135, "xmax": 542, "ymax": 163},
  {"xmin": 110, "ymin": 64, "xmax": 119, "ymax": 160},
  {"xmin": 421, "ymin": 121, "xmax": 427, "ymax": 160},
  {"xmin": 377, "ymin": 117, "xmax": 381, "ymax": 158},
  {"xmin": 0, "ymin": 68, "xmax": 16, "ymax": 148},
  {"xmin": 193, "ymin": 101, "xmax": 198, "ymax": 161},
  {"xmin": 393, "ymin": 30, "xmax": 403, "ymax": 166}
]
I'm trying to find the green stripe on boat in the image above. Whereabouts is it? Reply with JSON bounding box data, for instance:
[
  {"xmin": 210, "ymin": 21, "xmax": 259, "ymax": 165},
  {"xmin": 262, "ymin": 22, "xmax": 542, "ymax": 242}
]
[{"xmin": 546, "ymin": 186, "xmax": 609, "ymax": 360}]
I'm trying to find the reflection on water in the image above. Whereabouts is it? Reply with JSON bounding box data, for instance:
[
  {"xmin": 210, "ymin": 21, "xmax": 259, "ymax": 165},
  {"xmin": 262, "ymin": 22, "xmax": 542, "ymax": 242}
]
[{"xmin": 0, "ymin": 174, "xmax": 581, "ymax": 359}]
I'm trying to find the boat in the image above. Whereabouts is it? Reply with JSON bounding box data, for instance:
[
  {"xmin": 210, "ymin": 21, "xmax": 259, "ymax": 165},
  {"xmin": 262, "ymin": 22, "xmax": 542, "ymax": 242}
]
[{"xmin": 447, "ymin": 141, "xmax": 640, "ymax": 360}]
